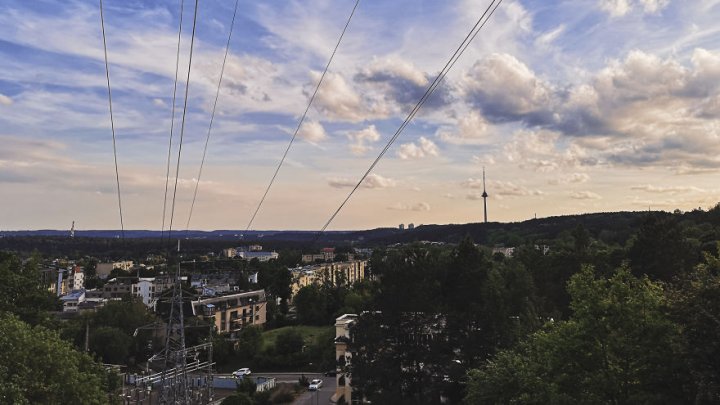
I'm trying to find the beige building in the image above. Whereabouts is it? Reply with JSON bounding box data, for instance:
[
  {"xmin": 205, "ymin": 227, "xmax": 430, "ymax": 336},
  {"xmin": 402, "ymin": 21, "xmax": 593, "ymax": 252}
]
[
  {"xmin": 291, "ymin": 260, "xmax": 367, "ymax": 297},
  {"xmin": 96, "ymin": 260, "xmax": 134, "ymax": 279},
  {"xmin": 191, "ymin": 289, "xmax": 267, "ymax": 336},
  {"xmin": 332, "ymin": 314, "xmax": 357, "ymax": 404}
]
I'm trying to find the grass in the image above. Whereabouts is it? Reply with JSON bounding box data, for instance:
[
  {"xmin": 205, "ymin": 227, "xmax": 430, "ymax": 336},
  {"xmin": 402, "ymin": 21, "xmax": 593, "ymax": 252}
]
[{"xmin": 260, "ymin": 325, "xmax": 333, "ymax": 351}]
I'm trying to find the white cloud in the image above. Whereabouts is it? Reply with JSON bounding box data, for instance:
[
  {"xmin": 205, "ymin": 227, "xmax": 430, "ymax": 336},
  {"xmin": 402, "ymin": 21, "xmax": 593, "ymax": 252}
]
[
  {"xmin": 310, "ymin": 71, "xmax": 369, "ymax": 122},
  {"xmin": 348, "ymin": 125, "xmax": 381, "ymax": 155},
  {"xmin": 638, "ymin": 0, "xmax": 671, "ymax": 14},
  {"xmin": 599, "ymin": 0, "xmax": 632, "ymax": 17},
  {"xmin": 387, "ymin": 202, "xmax": 431, "ymax": 211},
  {"xmin": 327, "ymin": 173, "xmax": 396, "ymax": 189},
  {"xmin": 397, "ymin": 136, "xmax": 439, "ymax": 160},
  {"xmin": 570, "ymin": 191, "xmax": 602, "ymax": 200},
  {"xmin": 463, "ymin": 178, "xmax": 543, "ymax": 200},
  {"xmin": 436, "ymin": 110, "xmax": 490, "ymax": 144},
  {"xmin": 0, "ymin": 93, "xmax": 12, "ymax": 106},
  {"xmin": 630, "ymin": 184, "xmax": 705, "ymax": 193},
  {"xmin": 548, "ymin": 173, "xmax": 591, "ymax": 185},
  {"xmin": 471, "ymin": 154, "xmax": 496, "ymax": 165},
  {"xmin": 462, "ymin": 53, "xmax": 555, "ymax": 126},
  {"xmin": 598, "ymin": 0, "xmax": 669, "ymax": 16},
  {"xmin": 535, "ymin": 24, "xmax": 566, "ymax": 48},
  {"xmin": 297, "ymin": 120, "xmax": 327, "ymax": 143}
]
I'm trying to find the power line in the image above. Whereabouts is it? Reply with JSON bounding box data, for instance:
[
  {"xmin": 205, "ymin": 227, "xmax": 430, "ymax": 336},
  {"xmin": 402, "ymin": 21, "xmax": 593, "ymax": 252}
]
[
  {"xmin": 161, "ymin": 0, "xmax": 186, "ymax": 243},
  {"xmin": 167, "ymin": 0, "xmax": 200, "ymax": 241},
  {"xmin": 185, "ymin": 0, "xmax": 241, "ymax": 235},
  {"xmin": 245, "ymin": 0, "xmax": 362, "ymax": 232},
  {"xmin": 316, "ymin": 0, "xmax": 503, "ymax": 238},
  {"xmin": 99, "ymin": 0, "xmax": 125, "ymax": 239}
]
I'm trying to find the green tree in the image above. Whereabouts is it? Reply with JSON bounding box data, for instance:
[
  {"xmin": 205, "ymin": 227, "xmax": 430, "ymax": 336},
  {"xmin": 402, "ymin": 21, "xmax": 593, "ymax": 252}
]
[
  {"xmin": 629, "ymin": 214, "xmax": 697, "ymax": 281},
  {"xmin": 668, "ymin": 242, "xmax": 720, "ymax": 404},
  {"xmin": 236, "ymin": 377, "xmax": 257, "ymax": 397},
  {"xmin": 236, "ymin": 325, "xmax": 263, "ymax": 361},
  {"xmin": 0, "ymin": 252, "xmax": 58, "ymax": 326},
  {"xmin": 275, "ymin": 328, "xmax": 304, "ymax": 357},
  {"xmin": 294, "ymin": 284, "xmax": 326, "ymax": 325},
  {"xmin": 90, "ymin": 326, "xmax": 133, "ymax": 365},
  {"xmin": 0, "ymin": 313, "xmax": 110, "ymax": 404},
  {"xmin": 466, "ymin": 266, "xmax": 689, "ymax": 404}
]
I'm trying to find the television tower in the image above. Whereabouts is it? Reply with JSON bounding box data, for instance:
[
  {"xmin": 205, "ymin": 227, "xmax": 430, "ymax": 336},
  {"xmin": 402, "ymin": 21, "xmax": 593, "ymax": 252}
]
[
  {"xmin": 482, "ymin": 167, "xmax": 488, "ymax": 224},
  {"xmin": 70, "ymin": 221, "xmax": 75, "ymax": 238}
]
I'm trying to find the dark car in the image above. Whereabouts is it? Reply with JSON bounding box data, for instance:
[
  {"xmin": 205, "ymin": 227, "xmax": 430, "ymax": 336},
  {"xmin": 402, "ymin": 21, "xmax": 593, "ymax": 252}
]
[{"xmin": 323, "ymin": 370, "xmax": 337, "ymax": 377}]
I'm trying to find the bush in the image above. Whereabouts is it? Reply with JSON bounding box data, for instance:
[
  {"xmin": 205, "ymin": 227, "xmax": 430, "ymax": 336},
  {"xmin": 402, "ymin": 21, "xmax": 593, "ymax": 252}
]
[{"xmin": 269, "ymin": 384, "xmax": 296, "ymax": 404}]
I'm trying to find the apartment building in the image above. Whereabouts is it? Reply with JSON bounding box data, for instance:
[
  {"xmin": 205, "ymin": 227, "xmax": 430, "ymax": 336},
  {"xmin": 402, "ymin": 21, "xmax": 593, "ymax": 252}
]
[
  {"xmin": 191, "ymin": 289, "xmax": 267, "ymax": 336},
  {"xmin": 291, "ymin": 260, "xmax": 367, "ymax": 296}
]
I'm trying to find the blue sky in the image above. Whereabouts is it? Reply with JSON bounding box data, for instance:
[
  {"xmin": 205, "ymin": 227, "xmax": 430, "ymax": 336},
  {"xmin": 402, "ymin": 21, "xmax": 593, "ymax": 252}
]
[{"xmin": 1, "ymin": 0, "xmax": 720, "ymax": 231}]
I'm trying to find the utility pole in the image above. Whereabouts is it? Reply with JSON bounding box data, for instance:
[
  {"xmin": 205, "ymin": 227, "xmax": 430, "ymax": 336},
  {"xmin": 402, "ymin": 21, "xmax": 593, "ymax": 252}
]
[{"xmin": 85, "ymin": 321, "xmax": 90, "ymax": 352}]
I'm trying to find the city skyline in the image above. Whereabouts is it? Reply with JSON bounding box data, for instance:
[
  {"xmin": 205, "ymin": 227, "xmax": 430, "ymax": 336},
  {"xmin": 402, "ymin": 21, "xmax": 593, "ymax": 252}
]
[{"xmin": 1, "ymin": 0, "xmax": 720, "ymax": 231}]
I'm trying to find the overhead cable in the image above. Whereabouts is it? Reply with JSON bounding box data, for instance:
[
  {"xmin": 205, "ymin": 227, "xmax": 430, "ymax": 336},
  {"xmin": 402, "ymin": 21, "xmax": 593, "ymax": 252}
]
[
  {"xmin": 167, "ymin": 0, "xmax": 200, "ymax": 241},
  {"xmin": 185, "ymin": 0, "xmax": 241, "ymax": 235},
  {"xmin": 99, "ymin": 0, "xmax": 125, "ymax": 239},
  {"xmin": 161, "ymin": 0, "xmax": 186, "ymax": 243},
  {"xmin": 316, "ymin": 0, "xmax": 504, "ymax": 238},
  {"xmin": 245, "ymin": 0, "xmax": 362, "ymax": 232}
]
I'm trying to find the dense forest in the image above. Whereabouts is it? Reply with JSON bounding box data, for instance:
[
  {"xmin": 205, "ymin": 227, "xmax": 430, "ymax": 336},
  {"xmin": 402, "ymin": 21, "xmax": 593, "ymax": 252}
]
[{"xmin": 335, "ymin": 209, "xmax": 720, "ymax": 404}]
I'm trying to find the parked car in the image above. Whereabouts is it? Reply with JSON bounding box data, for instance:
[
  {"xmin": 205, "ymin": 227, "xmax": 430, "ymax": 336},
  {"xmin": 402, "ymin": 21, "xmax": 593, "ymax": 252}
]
[
  {"xmin": 323, "ymin": 370, "xmax": 337, "ymax": 377},
  {"xmin": 309, "ymin": 379, "xmax": 323, "ymax": 390},
  {"xmin": 232, "ymin": 368, "xmax": 252, "ymax": 378}
]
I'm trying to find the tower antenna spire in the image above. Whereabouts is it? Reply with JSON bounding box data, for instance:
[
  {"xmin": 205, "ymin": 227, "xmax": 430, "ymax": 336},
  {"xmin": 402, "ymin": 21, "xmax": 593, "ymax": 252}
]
[{"xmin": 481, "ymin": 167, "xmax": 489, "ymax": 224}]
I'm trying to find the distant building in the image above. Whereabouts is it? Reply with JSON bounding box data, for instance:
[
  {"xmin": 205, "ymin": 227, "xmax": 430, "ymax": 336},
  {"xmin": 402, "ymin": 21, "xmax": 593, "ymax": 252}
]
[
  {"xmin": 191, "ymin": 289, "xmax": 267, "ymax": 336},
  {"xmin": 96, "ymin": 261, "xmax": 134, "ymax": 279},
  {"xmin": 235, "ymin": 251, "xmax": 278, "ymax": 262},
  {"xmin": 131, "ymin": 277, "xmax": 175, "ymax": 307},
  {"xmin": 60, "ymin": 290, "xmax": 86, "ymax": 313},
  {"xmin": 42, "ymin": 265, "xmax": 85, "ymax": 296},
  {"xmin": 399, "ymin": 224, "xmax": 405, "ymax": 230},
  {"xmin": 301, "ymin": 247, "xmax": 336, "ymax": 263},
  {"xmin": 221, "ymin": 248, "xmax": 237, "ymax": 258},
  {"xmin": 291, "ymin": 260, "xmax": 367, "ymax": 297},
  {"xmin": 492, "ymin": 246, "xmax": 516, "ymax": 257},
  {"xmin": 408, "ymin": 223, "xmax": 415, "ymax": 230}
]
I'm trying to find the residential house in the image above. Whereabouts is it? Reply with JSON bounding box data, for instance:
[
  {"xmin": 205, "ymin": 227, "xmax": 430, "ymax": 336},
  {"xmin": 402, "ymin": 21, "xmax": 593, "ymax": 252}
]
[
  {"xmin": 332, "ymin": 314, "xmax": 358, "ymax": 404},
  {"xmin": 60, "ymin": 289, "xmax": 86, "ymax": 313}
]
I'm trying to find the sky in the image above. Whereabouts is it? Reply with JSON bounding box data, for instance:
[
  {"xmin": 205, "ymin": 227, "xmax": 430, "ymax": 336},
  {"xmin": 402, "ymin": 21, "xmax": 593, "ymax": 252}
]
[{"xmin": 1, "ymin": 0, "xmax": 720, "ymax": 231}]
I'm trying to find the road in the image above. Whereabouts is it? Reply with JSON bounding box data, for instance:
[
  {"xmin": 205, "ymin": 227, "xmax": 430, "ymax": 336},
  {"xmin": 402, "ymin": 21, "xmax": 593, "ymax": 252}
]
[
  {"xmin": 291, "ymin": 374, "xmax": 336, "ymax": 405},
  {"xmin": 215, "ymin": 372, "xmax": 336, "ymax": 404}
]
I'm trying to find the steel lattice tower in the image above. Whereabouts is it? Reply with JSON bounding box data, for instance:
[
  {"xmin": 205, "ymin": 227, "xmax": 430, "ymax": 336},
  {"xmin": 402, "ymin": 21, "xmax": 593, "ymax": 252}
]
[{"xmin": 159, "ymin": 240, "xmax": 190, "ymax": 404}]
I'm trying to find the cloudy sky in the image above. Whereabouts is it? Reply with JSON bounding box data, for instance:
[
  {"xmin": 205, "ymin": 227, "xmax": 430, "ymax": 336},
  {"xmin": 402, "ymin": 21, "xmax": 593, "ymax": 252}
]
[{"xmin": 1, "ymin": 0, "xmax": 720, "ymax": 231}]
